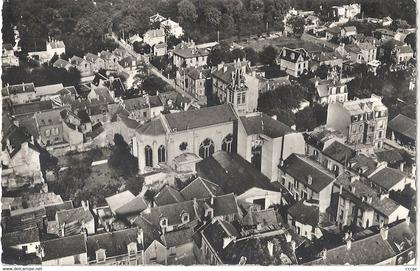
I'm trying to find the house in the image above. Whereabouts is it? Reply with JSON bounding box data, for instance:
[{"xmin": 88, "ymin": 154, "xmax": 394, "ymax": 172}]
[
  {"xmin": 341, "ymin": 26, "xmax": 357, "ymax": 38},
  {"xmin": 119, "ymin": 56, "xmax": 137, "ymax": 70},
  {"xmin": 35, "ymin": 108, "xmax": 65, "ymax": 146},
  {"xmin": 39, "ymin": 234, "xmax": 87, "ymax": 265},
  {"xmin": 312, "ymin": 78, "xmax": 348, "ymax": 105},
  {"xmin": 326, "ymin": 94, "xmax": 388, "ymax": 148},
  {"xmin": 393, "ymin": 45, "xmax": 414, "ymax": 64},
  {"xmin": 197, "ymin": 151, "xmax": 283, "ymax": 209},
  {"xmin": 124, "ymin": 95, "xmax": 164, "ymax": 122},
  {"xmin": 382, "ymin": 16, "xmax": 393, "ymax": 26},
  {"xmin": 173, "ymin": 42, "xmax": 209, "ymax": 68},
  {"xmin": 56, "ymin": 201, "xmax": 95, "ymax": 236},
  {"xmin": 211, "ymin": 59, "xmax": 259, "ymax": 115},
  {"xmin": 287, "ymin": 199, "xmax": 323, "ymax": 240},
  {"xmin": 70, "ymin": 56, "xmax": 92, "ymax": 76},
  {"xmin": 143, "ymin": 28, "xmax": 166, "ymax": 47},
  {"xmin": 180, "ymin": 177, "xmax": 224, "ymax": 201},
  {"xmin": 4, "ymin": 83, "xmax": 37, "ymax": 104},
  {"xmin": 28, "ymin": 38, "xmax": 66, "ymax": 64},
  {"xmin": 160, "ymin": 19, "xmax": 184, "ymax": 38},
  {"xmin": 331, "ymin": 171, "xmax": 409, "ymax": 230},
  {"xmin": 278, "ymin": 48, "xmax": 310, "ymax": 77},
  {"xmin": 176, "ymin": 66, "xmax": 210, "ymax": 105},
  {"xmin": 85, "ymin": 53, "xmax": 105, "ymax": 71},
  {"xmin": 158, "ymin": 90, "xmax": 196, "ymax": 111},
  {"xmin": 237, "ymin": 112, "xmax": 305, "ymax": 181},
  {"xmin": 278, "ymin": 154, "xmax": 336, "ymax": 212},
  {"xmin": 105, "ymin": 190, "xmax": 140, "ymax": 216},
  {"xmin": 310, "ymin": 51, "xmax": 343, "ymax": 72},
  {"xmin": 329, "ymin": 4, "xmax": 361, "ymax": 20},
  {"xmin": 2, "ymin": 43, "xmax": 19, "ymax": 67},
  {"xmin": 99, "ymin": 50, "xmax": 120, "ymax": 71},
  {"xmin": 2, "ymin": 227, "xmax": 40, "ymax": 255},
  {"xmin": 387, "ymin": 114, "xmax": 416, "ymax": 149},
  {"xmin": 368, "ymin": 166, "xmax": 413, "ymax": 193},
  {"xmin": 45, "ymin": 201, "xmax": 74, "ymax": 235},
  {"xmin": 53, "ymin": 59, "xmax": 73, "ymax": 70},
  {"xmin": 86, "ymin": 228, "xmax": 143, "ymax": 265},
  {"xmin": 304, "ymin": 219, "xmax": 415, "ymax": 265},
  {"xmin": 135, "ymin": 104, "xmax": 237, "ymax": 172},
  {"xmin": 149, "ymin": 13, "xmax": 167, "ymax": 24}
]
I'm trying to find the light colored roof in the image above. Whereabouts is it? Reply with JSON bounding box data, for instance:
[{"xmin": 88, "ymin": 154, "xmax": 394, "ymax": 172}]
[
  {"xmin": 105, "ymin": 190, "xmax": 136, "ymax": 214},
  {"xmin": 35, "ymin": 83, "xmax": 64, "ymax": 96}
]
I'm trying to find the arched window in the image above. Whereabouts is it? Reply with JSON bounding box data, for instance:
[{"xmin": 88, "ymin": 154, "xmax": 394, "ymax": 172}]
[
  {"xmin": 222, "ymin": 134, "xmax": 233, "ymax": 153},
  {"xmin": 145, "ymin": 145, "xmax": 153, "ymax": 167},
  {"xmin": 199, "ymin": 138, "xmax": 214, "ymax": 159},
  {"xmin": 158, "ymin": 145, "xmax": 166, "ymax": 163}
]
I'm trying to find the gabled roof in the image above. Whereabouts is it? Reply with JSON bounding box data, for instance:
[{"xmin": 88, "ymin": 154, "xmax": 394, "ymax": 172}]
[
  {"xmin": 240, "ymin": 113, "xmax": 293, "ymax": 138},
  {"xmin": 163, "ymin": 104, "xmax": 237, "ymax": 132},
  {"xmin": 2, "ymin": 227, "xmax": 40, "ymax": 247},
  {"xmin": 279, "ymin": 47, "xmax": 310, "ymax": 63},
  {"xmin": 375, "ymin": 149, "xmax": 404, "ymax": 164},
  {"xmin": 242, "ymin": 208, "xmax": 279, "ymax": 226},
  {"xmin": 136, "ymin": 118, "xmax": 166, "ymax": 135},
  {"xmin": 196, "ymin": 193, "xmax": 239, "ymax": 218},
  {"xmin": 114, "ymin": 194, "xmax": 148, "ymax": 216},
  {"xmin": 280, "ymin": 154, "xmax": 336, "ymax": 193},
  {"xmin": 388, "ymin": 114, "xmax": 416, "ymax": 141},
  {"xmin": 53, "ymin": 59, "xmax": 72, "ymax": 68},
  {"xmin": 369, "ymin": 167, "xmax": 406, "ymax": 191},
  {"xmin": 323, "ymin": 141, "xmax": 356, "ymax": 164},
  {"xmin": 105, "ymin": 190, "xmax": 136, "ymax": 214},
  {"xmin": 161, "ymin": 227, "xmax": 194, "ymax": 247},
  {"xmin": 154, "ymin": 185, "xmax": 184, "ymax": 206},
  {"xmin": 6, "ymin": 83, "xmax": 36, "ymax": 95},
  {"xmin": 287, "ymin": 200, "xmax": 319, "ymax": 227},
  {"xmin": 35, "ymin": 109, "xmax": 63, "ymax": 127},
  {"xmin": 35, "ymin": 83, "xmax": 64, "ymax": 96},
  {"xmin": 348, "ymin": 154, "xmax": 378, "ymax": 176},
  {"xmin": 45, "ymin": 201, "xmax": 74, "ymax": 221},
  {"xmin": 180, "ymin": 177, "xmax": 224, "ymax": 200},
  {"xmin": 173, "ymin": 46, "xmax": 209, "ymax": 59},
  {"xmin": 211, "ymin": 60, "xmax": 249, "ymax": 84},
  {"xmin": 197, "ymin": 151, "xmax": 279, "ymax": 195},
  {"xmin": 86, "ymin": 228, "xmax": 139, "ymax": 261},
  {"xmin": 124, "ymin": 96, "xmax": 163, "ymax": 111},
  {"xmin": 56, "ymin": 207, "xmax": 94, "ymax": 227},
  {"xmin": 41, "ymin": 234, "xmax": 86, "ymax": 261},
  {"xmin": 144, "ymin": 28, "xmax": 165, "ymax": 38}
]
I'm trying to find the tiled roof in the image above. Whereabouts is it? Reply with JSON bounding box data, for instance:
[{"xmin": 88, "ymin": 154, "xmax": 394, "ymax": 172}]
[
  {"xmin": 45, "ymin": 201, "xmax": 74, "ymax": 221},
  {"xmin": 197, "ymin": 193, "xmax": 239, "ymax": 218},
  {"xmin": 323, "ymin": 141, "xmax": 356, "ymax": 164},
  {"xmin": 180, "ymin": 177, "xmax": 224, "ymax": 200},
  {"xmin": 242, "ymin": 208, "xmax": 279, "ymax": 226},
  {"xmin": 240, "ymin": 113, "xmax": 293, "ymax": 138},
  {"xmin": 279, "ymin": 48, "xmax": 310, "ymax": 63},
  {"xmin": 173, "ymin": 46, "xmax": 209, "ymax": 59},
  {"xmin": 197, "ymin": 151, "xmax": 278, "ymax": 195},
  {"xmin": 154, "ymin": 185, "xmax": 184, "ymax": 206},
  {"xmin": 105, "ymin": 190, "xmax": 136, "ymax": 214},
  {"xmin": 2, "ymin": 227, "xmax": 40, "ymax": 247},
  {"xmin": 369, "ymin": 167, "xmax": 406, "ymax": 190},
  {"xmin": 56, "ymin": 207, "xmax": 94, "ymax": 227},
  {"xmin": 348, "ymin": 154, "xmax": 378, "ymax": 176},
  {"xmin": 85, "ymin": 53, "xmax": 100, "ymax": 62},
  {"xmin": 280, "ymin": 154, "xmax": 336, "ymax": 193},
  {"xmin": 211, "ymin": 61, "xmax": 249, "ymax": 84},
  {"xmin": 388, "ymin": 114, "xmax": 416, "ymax": 141},
  {"xmin": 161, "ymin": 227, "xmax": 194, "ymax": 247},
  {"xmin": 163, "ymin": 104, "xmax": 237, "ymax": 132},
  {"xmin": 136, "ymin": 118, "xmax": 166, "ymax": 135},
  {"xmin": 86, "ymin": 228, "xmax": 139, "ymax": 261},
  {"xmin": 35, "ymin": 109, "xmax": 63, "ymax": 127},
  {"xmin": 41, "ymin": 234, "xmax": 86, "ymax": 262},
  {"xmin": 374, "ymin": 149, "xmax": 404, "ymax": 164},
  {"xmin": 118, "ymin": 114, "xmax": 140, "ymax": 129},
  {"xmin": 287, "ymin": 200, "xmax": 319, "ymax": 227}
]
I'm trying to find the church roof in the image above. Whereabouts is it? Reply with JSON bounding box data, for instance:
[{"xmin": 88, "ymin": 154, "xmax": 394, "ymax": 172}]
[{"xmin": 137, "ymin": 119, "xmax": 166, "ymax": 135}]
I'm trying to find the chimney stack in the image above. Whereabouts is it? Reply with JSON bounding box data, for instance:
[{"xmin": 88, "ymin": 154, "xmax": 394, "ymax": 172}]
[
  {"xmin": 137, "ymin": 228, "xmax": 144, "ymax": 245},
  {"xmin": 380, "ymin": 226, "xmax": 389, "ymax": 240},
  {"xmin": 399, "ymin": 162, "xmax": 405, "ymax": 172},
  {"xmin": 285, "ymin": 232, "xmax": 292, "ymax": 243},
  {"xmin": 267, "ymin": 241, "xmax": 274, "ymax": 257}
]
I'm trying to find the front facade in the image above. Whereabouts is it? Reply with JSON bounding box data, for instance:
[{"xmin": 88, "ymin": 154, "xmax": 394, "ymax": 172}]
[
  {"xmin": 35, "ymin": 109, "xmax": 65, "ymax": 146},
  {"xmin": 173, "ymin": 43, "xmax": 209, "ymax": 68},
  {"xmin": 278, "ymin": 48, "xmax": 310, "ymax": 77},
  {"xmin": 327, "ymin": 95, "xmax": 388, "ymax": 148}
]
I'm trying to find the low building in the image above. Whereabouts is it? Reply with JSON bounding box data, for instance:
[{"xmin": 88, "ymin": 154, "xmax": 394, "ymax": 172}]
[
  {"xmin": 70, "ymin": 56, "xmax": 92, "ymax": 77},
  {"xmin": 85, "ymin": 53, "xmax": 106, "ymax": 71},
  {"xmin": 53, "ymin": 58, "xmax": 73, "ymax": 70},
  {"xmin": 173, "ymin": 42, "xmax": 209, "ymax": 68},
  {"xmin": 393, "ymin": 45, "xmax": 414, "ymax": 64},
  {"xmin": 278, "ymin": 48, "xmax": 310, "ymax": 77},
  {"xmin": 387, "ymin": 114, "xmax": 416, "ymax": 149},
  {"xmin": 312, "ymin": 78, "xmax": 348, "ymax": 105},
  {"xmin": 4, "ymin": 83, "xmax": 37, "ymax": 104},
  {"xmin": 2, "ymin": 43, "xmax": 19, "ymax": 68},
  {"xmin": 28, "ymin": 39, "xmax": 66, "ymax": 64},
  {"xmin": 287, "ymin": 199, "xmax": 323, "ymax": 240},
  {"xmin": 176, "ymin": 66, "xmax": 210, "ymax": 105},
  {"xmin": 39, "ymin": 234, "xmax": 87, "ymax": 265},
  {"xmin": 160, "ymin": 19, "xmax": 184, "ymax": 38},
  {"xmin": 56, "ymin": 201, "xmax": 95, "ymax": 236},
  {"xmin": 143, "ymin": 28, "xmax": 165, "ymax": 47},
  {"xmin": 368, "ymin": 166, "xmax": 414, "ymax": 193},
  {"xmin": 35, "ymin": 109, "xmax": 65, "ymax": 146},
  {"xmin": 2, "ymin": 227, "xmax": 40, "ymax": 255}
]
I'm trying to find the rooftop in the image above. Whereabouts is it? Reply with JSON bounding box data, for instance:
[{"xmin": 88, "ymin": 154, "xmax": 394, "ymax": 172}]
[
  {"xmin": 154, "ymin": 185, "xmax": 184, "ymax": 206},
  {"xmin": 240, "ymin": 113, "xmax": 293, "ymax": 138},
  {"xmin": 287, "ymin": 200, "xmax": 319, "ymax": 227},
  {"xmin": 323, "ymin": 141, "xmax": 356, "ymax": 164},
  {"xmin": 105, "ymin": 190, "xmax": 136, "ymax": 214},
  {"xmin": 180, "ymin": 177, "xmax": 224, "ymax": 200},
  {"xmin": 369, "ymin": 167, "xmax": 406, "ymax": 191},
  {"xmin": 41, "ymin": 234, "xmax": 86, "ymax": 262},
  {"xmin": 388, "ymin": 114, "xmax": 416, "ymax": 141}
]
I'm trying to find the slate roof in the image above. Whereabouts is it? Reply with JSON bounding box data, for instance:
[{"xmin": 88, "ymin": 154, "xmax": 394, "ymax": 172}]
[
  {"xmin": 86, "ymin": 228, "xmax": 139, "ymax": 261},
  {"xmin": 348, "ymin": 154, "xmax": 378, "ymax": 176},
  {"xmin": 182, "ymin": 66, "xmax": 210, "ymax": 80},
  {"xmin": 163, "ymin": 104, "xmax": 237, "ymax": 132},
  {"xmin": 180, "ymin": 177, "xmax": 224, "ymax": 200},
  {"xmin": 41, "ymin": 234, "xmax": 87, "ymax": 261},
  {"xmin": 119, "ymin": 114, "xmax": 140, "ymax": 129},
  {"xmin": 114, "ymin": 195, "xmax": 148, "ymax": 216},
  {"xmin": 323, "ymin": 141, "xmax": 356, "ymax": 164},
  {"xmin": 35, "ymin": 109, "xmax": 63, "ymax": 127},
  {"xmin": 287, "ymin": 200, "xmax": 319, "ymax": 227},
  {"xmin": 161, "ymin": 227, "xmax": 194, "ymax": 247},
  {"xmin": 105, "ymin": 190, "xmax": 136, "ymax": 214},
  {"xmin": 280, "ymin": 154, "xmax": 336, "ymax": 193},
  {"xmin": 56, "ymin": 207, "xmax": 94, "ymax": 227},
  {"xmin": 85, "ymin": 53, "xmax": 101, "ymax": 62},
  {"xmin": 242, "ymin": 208, "xmax": 279, "ymax": 226},
  {"xmin": 211, "ymin": 61, "xmax": 249, "ymax": 84},
  {"xmin": 280, "ymin": 48, "xmax": 310, "ymax": 63},
  {"xmin": 154, "ymin": 185, "xmax": 184, "ymax": 206},
  {"xmin": 131, "ymin": 216, "xmax": 161, "ymax": 249},
  {"xmin": 136, "ymin": 119, "xmax": 166, "ymax": 135},
  {"xmin": 240, "ymin": 113, "xmax": 293, "ymax": 138},
  {"xmin": 197, "ymin": 151, "xmax": 278, "ymax": 195},
  {"xmin": 388, "ymin": 114, "xmax": 416, "ymax": 141},
  {"xmin": 196, "ymin": 193, "xmax": 239, "ymax": 218},
  {"xmin": 369, "ymin": 167, "xmax": 406, "ymax": 191},
  {"xmin": 173, "ymin": 46, "xmax": 209, "ymax": 59},
  {"xmin": 45, "ymin": 201, "xmax": 74, "ymax": 221},
  {"xmin": 124, "ymin": 95, "xmax": 163, "ymax": 111},
  {"xmin": 2, "ymin": 227, "xmax": 40, "ymax": 247},
  {"xmin": 53, "ymin": 59, "xmax": 72, "ymax": 69},
  {"xmin": 12, "ymin": 100, "xmax": 54, "ymax": 116}
]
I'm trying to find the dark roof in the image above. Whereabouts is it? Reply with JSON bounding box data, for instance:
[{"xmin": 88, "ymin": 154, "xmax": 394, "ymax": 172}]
[
  {"xmin": 180, "ymin": 177, "xmax": 224, "ymax": 200},
  {"xmin": 56, "ymin": 207, "xmax": 94, "ymax": 227},
  {"xmin": 197, "ymin": 151, "xmax": 278, "ymax": 195},
  {"xmin": 197, "ymin": 193, "xmax": 239, "ymax": 218},
  {"xmin": 3, "ymin": 43, "xmax": 13, "ymax": 50},
  {"xmin": 388, "ymin": 114, "xmax": 416, "ymax": 141},
  {"xmin": 114, "ymin": 195, "xmax": 148, "ymax": 216},
  {"xmin": 386, "ymin": 219, "xmax": 416, "ymax": 254},
  {"xmin": 161, "ymin": 227, "xmax": 194, "ymax": 247},
  {"xmin": 369, "ymin": 167, "xmax": 406, "ymax": 190},
  {"xmin": 105, "ymin": 190, "xmax": 136, "ymax": 214},
  {"xmin": 77, "ymin": 109, "xmax": 91, "ymax": 124},
  {"xmin": 124, "ymin": 96, "xmax": 163, "ymax": 111},
  {"xmin": 41, "ymin": 234, "xmax": 87, "ymax": 261},
  {"xmin": 12, "ymin": 100, "xmax": 54, "ymax": 116},
  {"xmin": 154, "ymin": 185, "xmax": 184, "ymax": 206},
  {"xmin": 323, "ymin": 141, "xmax": 356, "ymax": 164},
  {"xmin": 242, "ymin": 208, "xmax": 280, "ymax": 226},
  {"xmin": 348, "ymin": 154, "xmax": 378, "ymax": 176},
  {"xmin": 287, "ymin": 200, "xmax": 319, "ymax": 227},
  {"xmin": 86, "ymin": 228, "xmax": 139, "ymax": 261},
  {"xmin": 131, "ymin": 216, "xmax": 161, "ymax": 249},
  {"xmin": 280, "ymin": 154, "xmax": 336, "ymax": 193},
  {"xmin": 279, "ymin": 48, "xmax": 310, "ymax": 63},
  {"xmin": 240, "ymin": 113, "xmax": 293, "ymax": 138},
  {"xmin": 7, "ymin": 83, "xmax": 36, "ymax": 95},
  {"xmin": 201, "ymin": 219, "xmax": 239, "ymax": 260},
  {"xmin": 211, "ymin": 61, "xmax": 249, "ymax": 84},
  {"xmin": 45, "ymin": 201, "xmax": 74, "ymax": 221},
  {"xmin": 163, "ymin": 104, "xmax": 237, "ymax": 132},
  {"xmin": 2, "ymin": 227, "xmax": 40, "ymax": 247},
  {"xmin": 136, "ymin": 119, "xmax": 166, "ymax": 135},
  {"xmin": 375, "ymin": 149, "xmax": 404, "ymax": 164},
  {"xmin": 173, "ymin": 46, "xmax": 209, "ymax": 59}
]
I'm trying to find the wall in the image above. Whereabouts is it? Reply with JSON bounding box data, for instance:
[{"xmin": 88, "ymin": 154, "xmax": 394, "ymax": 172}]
[
  {"xmin": 144, "ymin": 240, "xmax": 167, "ymax": 264},
  {"xmin": 326, "ymin": 103, "xmax": 351, "ymax": 133},
  {"xmin": 237, "ymin": 188, "xmax": 282, "ymax": 209},
  {"xmin": 9, "ymin": 143, "xmax": 41, "ymax": 177}
]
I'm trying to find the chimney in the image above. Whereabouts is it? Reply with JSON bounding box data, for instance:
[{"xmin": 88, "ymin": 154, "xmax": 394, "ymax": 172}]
[
  {"xmin": 307, "ymin": 175, "xmax": 313, "ymax": 185},
  {"xmin": 366, "ymin": 196, "xmax": 372, "ymax": 204},
  {"xmin": 339, "ymin": 185, "xmax": 343, "ymax": 195},
  {"xmin": 380, "ymin": 192, "xmax": 389, "ymax": 200},
  {"xmin": 137, "ymin": 228, "xmax": 144, "ymax": 245},
  {"xmin": 380, "ymin": 226, "xmax": 389, "ymax": 240},
  {"xmin": 223, "ymin": 65, "xmax": 228, "ymax": 72},
  {"xmin": 279, "ymin": 159, "xmax": 284, "ymax": 167},
  {"xmin": 399, "ymin": 162, "xmax": 405, "ymax": 172},
  {"xmin": 60, "ymin": 223, "xmax": 66, "ymax": 237},
  {"xmin": 406, "ymin": 217, "xmax": 411, "ymax": 225},
  {"xmin": 350, "ymin": 185, "xmax": 356, "ymax": 193},
  {"xmin": 285, "ymin": 232, "xmax": 292, "ymax": 243},
  {"xmin": 291, "ymin": 240, "xmax": 296, "ymax": 252},
  {"xmin": 321, "ymin": 248, "xmax": 327, "ymax": 260},
  {"xmin": 210, "ymin": 196, "xmax": 214, "ymax": 206},
  {"xmin": 346, "ymin": 236, "xmax": 352, "ymax": 250},
  {"xmin": 267, "ymin": 241, "xmax": 274, "ymax": 257}
]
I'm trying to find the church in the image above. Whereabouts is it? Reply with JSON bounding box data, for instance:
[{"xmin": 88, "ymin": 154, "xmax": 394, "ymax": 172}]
[{"xmin": 134, "ymin": 104, "xmax": 305, "ymax": 180}]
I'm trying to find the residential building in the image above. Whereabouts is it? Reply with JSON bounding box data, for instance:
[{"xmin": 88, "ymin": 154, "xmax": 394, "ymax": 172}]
[
  {"xmin": 173, "ymin": 42, "xmax": 209, "ymax": 68},
  {"xmin": 70, "ymin": 56, "xmax": 92, "ymax": 77},
  {"xmin": 99, "ymin": 50, "xmax": 120, "ymax": 71},
  {"xmin": 160, "ymin": 19, "xmax": 184, "ymax": 38},
  {"xmin": 2, "ymin": 227, "xmax": 40, "ymax": 255},
  {"xmin": 123, "ymin": 95, "xmax": 164, "ymax": 122},
  {"xmin": 4, "ymin": 83, "xmax": 37, "ymax": 104},
  {"xmin": 85, "ymin": 53, "xmax": 105, "ymax": 71},
  {"xmin": 278, "ymin": 48, "xmax": 310, "ymax": 77},
  {"xmin": 39, "ymin": 234, "xmax": 88, "ymax": 265},
  {"xmin": 149, "ymin": 13, "xmax": 167, "ymax": 24},
  {"xmin": 2, "ymin": 43, "xmax": 19, "ymax": 67},
  {"xmin": 287, "ymin": 199, "xmax": 323, "ymax": 240},
  {"xmin": 387, "ymin": 114, "xmax": 416, "ymax": 149},
  {"xmin": 393, "ymin": 45, "xmax": 414, "ymax": 64},
  {"xmin": 56, "ymin": 201, "xmax": 95, "ymax": 236},
  {"xmin": 28, "ymin": 38, "xmax": 66, "ymax": 64},
  {"xmin": 341, "ymin": 26, "xmax": 357, "ymax": 38},
  {"xmin": 326, "ymin": 94, "xmax": 388, "ymax": 148},
  {"xmin": 53, "ymin": 58, "xmax": 73, "ymax": 70},
  {"xmin": 329, "ymin": 4, "xmax": 361, "ymax": 20},
  {"xmin": 211, "ymin": 59, "xmax": 259, "ymax": 115},
  {"xmin": 278, "ymin": 154, "xmax": 336, "ymax": 212},
  {"xmin": 143, "ymin": 28, "xmax": 166, "ymax": 47},
  {"xmin": 367, "ymin": 166, "xmax": 414, "ymax": 193},
  {"xmin": 35, "ymin": 108, "xmax": 66, "ymax": 146},
  {"xmin": 176, "ymin": 66, "xmax": 210, "ymax": 105},
  {"xmin": 312, "ymin": 78, "xmax": 348, "ymax": 105},
  {"xmin": 374, "ymin": 28, "xmax": 397, "ymax": 41}
]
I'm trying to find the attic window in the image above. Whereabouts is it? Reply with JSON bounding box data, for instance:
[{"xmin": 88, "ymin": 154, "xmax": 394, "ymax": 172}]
[
  {"xmin": 160, "ymin": 217, "xmax": 168, "ymax": 227},
  {"xmin": 182, "ymin": 213, "xmax": 190, "ymax": 223},
  {"xmin": 96, "ymin": 249, "xmax": 106, "ymax": 263}
]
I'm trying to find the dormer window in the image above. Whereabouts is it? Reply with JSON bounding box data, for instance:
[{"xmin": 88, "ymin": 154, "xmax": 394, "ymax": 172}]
[
  {"xmin": 160, "ymin": 217, "xmax": 168, "ymax": 227},
  {"xmin": 96, "ymin": 249, "xmax": 106, "ymax": 263},
  {"xmin": 181, "ymin": 213, "xmax": 190, "ymax": 224}
]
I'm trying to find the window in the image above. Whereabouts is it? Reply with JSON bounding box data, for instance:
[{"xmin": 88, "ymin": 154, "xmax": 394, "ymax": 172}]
[
  {"xmin": 179, "ymin": 142, "xmax": 188, "ymax": 151},
  {"xmin": 45, "ymin": 129, "xmax": 51, "ymax": 136},
  {"xmin": 96, "ymin": 250, "xmax": 106, "ymax": 262},
  {"xmin": 281, "ymin": 177, "xmax": 286, "ymax": 186},
  {"xmin": 182, "ymin": 213, "xmax": 190, "ymax": 223},
  {"xmin": 145, "ymin": 145, "xmax": 153, "ymax": 167},
  {"xmin": 378, "ymin": 131, "xmax": 383, "ymax": 139},
  {"xmin": 160, "ymin": 217, "xmax": 168, "ymax": 227},
  {"xmin": 158, "ymin": 145, "xmax": 166, "ymax": 163},
  {"xmin": 301, "ymin": 190, "xmax": 308, "ymax": 200},
  {"xmin": 222, "ymin": 134, "xmax": 233, "ymax": 152},
  {"xmin": 237, "ymin": 94, "xmax": 241, "ymax": 105},
  {"xmin": 143, "ymin": 111, "xmax": 147, "ymax": 117},
  {"xmin": 294, "ymin": 179, "xmax": 298, "ymax": 189},
  {"xmin": 313, "ymin": 149, "xmax": 319, "ymax": 158},
  {"xmin": 228, "ymin": 91, "xmax": 234, "ymax": 103},
  {"xmin": 199, "ymin": 138, "xmax": 214, "ymax": 158},
  {"xmin": 339, "ymin": 210, "xmax": 344, "ymax": 220}
]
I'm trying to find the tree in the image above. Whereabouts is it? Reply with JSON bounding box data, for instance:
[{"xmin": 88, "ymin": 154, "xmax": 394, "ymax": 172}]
[
  {"xmin": 230, "ymin": 48, "xmax": 246, "ymax": 62},
  {"xmin": 259, "ymin": 45, "xmax": 277, "ymax": 66},
  {"xmin": 389, "ymin": 19, "xmax": 411, "ymax": 31},
  {"xmin": 108, "ymin": 134, "xmax": 138, "ymax": 178},
  {"xmin": 258, "ymin": 84, "xmax": 306, "ymax": 113},
  {"xmin": 49, "ymin": 53, "xmax": 59, "ymax": 66},
  {"xmin": 287, "ymin": 15, "xmax": 305, "ymax": 37},
  {"xmin": 207, "ymin": 44, "xmax": 230, "ymax": 67},
  {"xmin": 204, "ymin": 6, "xmax": 222, "ymax": 28},
  {"xmin": 177, "ymin": 0, "xmax": 198, "ymax": 23},
  {"xmin": 404, "ymin": 33, "xmax": 416, "ymax": 51},
  {"xmin": 244, "ymin": 47, "xmax": 259, "ymax": 66},
  {"xmin": 314, "ymin": 64, "xmax": 330, "ymax": 79}
]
